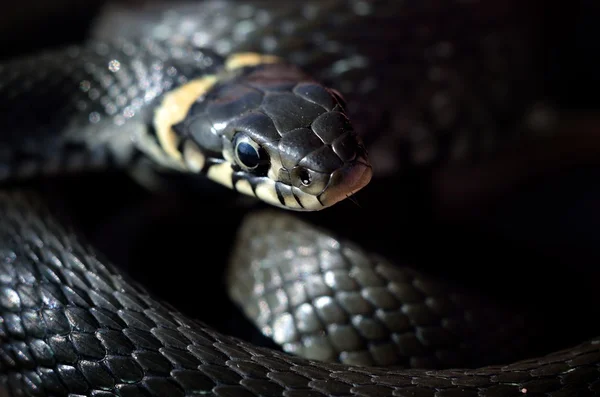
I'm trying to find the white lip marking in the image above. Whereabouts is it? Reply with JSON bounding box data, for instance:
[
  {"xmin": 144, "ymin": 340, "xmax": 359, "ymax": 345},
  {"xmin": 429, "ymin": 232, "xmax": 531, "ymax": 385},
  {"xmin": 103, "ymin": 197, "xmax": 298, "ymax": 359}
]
[
  {"xmin": 255, "ymin": 179, "xmax": 288, "ymax": 208},
  {"xmin": 235, "ymin": 179, "xmax": 255, "ymax": 197},
  {"xmin": 207, "ymin": 161, "xmax": 234, "ymax": 189},
  {"xmin": 294, "ymin": 188, "xmax": 322, "ymax": 210}
]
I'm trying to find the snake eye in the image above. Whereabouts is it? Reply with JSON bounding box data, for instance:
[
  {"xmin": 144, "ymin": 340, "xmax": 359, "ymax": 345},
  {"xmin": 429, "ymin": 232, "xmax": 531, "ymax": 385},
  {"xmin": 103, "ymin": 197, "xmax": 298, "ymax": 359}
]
[
  {"xmin": 237, "ymin": 142, "xmax": 260, "ymax": 168},
  {"xmin": 233, "ymin": 133, "xmax": 269, "ymax": 172}
]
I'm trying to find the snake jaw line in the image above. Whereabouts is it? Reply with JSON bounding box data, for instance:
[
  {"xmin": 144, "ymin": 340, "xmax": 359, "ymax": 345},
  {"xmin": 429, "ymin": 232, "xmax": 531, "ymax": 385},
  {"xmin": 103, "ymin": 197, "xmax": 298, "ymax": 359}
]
[{"xmin": 317, "ymin": 158, "xmax": 373, "ymax": 208}]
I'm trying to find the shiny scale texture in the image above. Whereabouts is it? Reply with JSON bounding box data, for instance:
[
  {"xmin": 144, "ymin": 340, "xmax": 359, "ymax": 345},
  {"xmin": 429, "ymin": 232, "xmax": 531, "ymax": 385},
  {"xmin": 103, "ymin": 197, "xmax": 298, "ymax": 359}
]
[
  {"xmin": 182, "ymin": 64, "xmax": 362, "ymax": 182},
  {"xmin": 0, "ymin": 1, "xmax": 594, "ymax": 396},
  {"xmin": 0, "ymin": 38, "xmax": 224, "ymax": 180},
  {"xmin": 0, "ymin": 192, "xmax": 599, "ymax": 397},
  {"xmin": 228, "ymin": 212, "xmax": 535, "ymax": 369}
]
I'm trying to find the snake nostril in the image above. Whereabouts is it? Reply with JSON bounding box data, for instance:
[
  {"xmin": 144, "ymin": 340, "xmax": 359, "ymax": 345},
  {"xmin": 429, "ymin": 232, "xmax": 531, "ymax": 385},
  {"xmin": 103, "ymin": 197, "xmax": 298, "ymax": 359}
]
[
  {"xmin": 291, "ymin": 166, "xmax": 328, "ymax": 195},
  {"xmin": 298, "ymin": 167, "xmax": 312, "ymax": 186}
]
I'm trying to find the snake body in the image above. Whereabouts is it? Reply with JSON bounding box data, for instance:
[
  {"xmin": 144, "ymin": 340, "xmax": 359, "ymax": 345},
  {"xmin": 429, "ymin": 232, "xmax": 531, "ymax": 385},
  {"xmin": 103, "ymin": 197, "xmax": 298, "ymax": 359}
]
[
  {"xmin": 0, "ymin": 1, "xmax": 598, "ymax": 396},
  {"xmin": 0, "ymin": 194, "xmax": 599, "ymax": 397}
]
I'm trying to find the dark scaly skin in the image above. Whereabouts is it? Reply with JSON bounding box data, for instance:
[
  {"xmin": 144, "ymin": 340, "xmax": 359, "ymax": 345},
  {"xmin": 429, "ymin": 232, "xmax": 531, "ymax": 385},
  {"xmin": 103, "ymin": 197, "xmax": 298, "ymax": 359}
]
[
  {"xmin": 0, "ymin": 36, "xmax": 369, "ymax": 209},
  {"xmin": 0, "ymin": 192, "xmax": 599, "ymax": 397},
  {"xmin": 228, "ymin": 211, "xmax": 541, "ymax": 369},
  {"xmin": 0, "ymin": 39, "xmax": 224, "ymax": 180},
  {"xmin": 0, "ymin": 1, "xmax": 598, "ymax": 396},
  {"xmin": 91, "ymin": 0, "xmax": 557, "ymax": 175}
]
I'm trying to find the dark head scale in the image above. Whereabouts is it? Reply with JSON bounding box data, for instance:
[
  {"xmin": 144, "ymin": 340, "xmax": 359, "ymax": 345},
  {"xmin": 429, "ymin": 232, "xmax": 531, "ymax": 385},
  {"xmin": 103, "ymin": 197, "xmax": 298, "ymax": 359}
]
[{"xmin": 162, "ymin": 53, "xmax": 371, "ymax": 210}]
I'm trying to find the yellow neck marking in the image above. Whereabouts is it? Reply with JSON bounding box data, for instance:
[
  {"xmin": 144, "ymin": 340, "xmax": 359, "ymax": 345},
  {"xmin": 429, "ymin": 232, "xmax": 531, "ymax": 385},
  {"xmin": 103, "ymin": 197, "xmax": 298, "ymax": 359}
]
[
  {"xmin": 153, "ymin": 52, "xmax": 281, "ymax": 165},
  {"xmin": 153, "ymin": 75, "xmax": 218, "ymax": 163},
  {"xmin": 225, "ymin": 52, "xmax": 282, "ymax": 71}
]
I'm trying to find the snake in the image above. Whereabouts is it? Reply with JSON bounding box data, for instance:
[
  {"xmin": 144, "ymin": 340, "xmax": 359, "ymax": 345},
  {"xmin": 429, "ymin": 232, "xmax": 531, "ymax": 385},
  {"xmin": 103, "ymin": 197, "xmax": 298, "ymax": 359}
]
[{"xmin": 0, "ymin": 1, "xmax": 599, "ymax": 396}]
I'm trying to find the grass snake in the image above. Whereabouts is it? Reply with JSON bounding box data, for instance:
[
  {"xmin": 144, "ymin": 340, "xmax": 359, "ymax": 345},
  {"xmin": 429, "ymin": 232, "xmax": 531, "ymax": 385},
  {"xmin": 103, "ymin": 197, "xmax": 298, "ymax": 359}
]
[{"xmin": 0, "ymin": 1, "xmax": 598, "ymax": 396}]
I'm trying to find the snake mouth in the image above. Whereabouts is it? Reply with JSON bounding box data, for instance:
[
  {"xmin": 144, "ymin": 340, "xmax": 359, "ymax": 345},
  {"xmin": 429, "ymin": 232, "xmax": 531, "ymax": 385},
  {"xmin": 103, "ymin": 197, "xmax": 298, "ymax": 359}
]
[
  {"xmin": 317, "ymin": 156, "xmax": 373, "ymax": 208},
  {"xmin": 260, "ymin": 156, "xmax": 372, "ymax": 212}
]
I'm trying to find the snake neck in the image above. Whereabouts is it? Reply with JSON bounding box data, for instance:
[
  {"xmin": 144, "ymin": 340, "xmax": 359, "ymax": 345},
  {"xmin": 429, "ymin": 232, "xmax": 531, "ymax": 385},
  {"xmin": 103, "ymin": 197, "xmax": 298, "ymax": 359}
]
[{"xmin": 0, "ymin": 39, "xmax": 226, "ymax": 183}]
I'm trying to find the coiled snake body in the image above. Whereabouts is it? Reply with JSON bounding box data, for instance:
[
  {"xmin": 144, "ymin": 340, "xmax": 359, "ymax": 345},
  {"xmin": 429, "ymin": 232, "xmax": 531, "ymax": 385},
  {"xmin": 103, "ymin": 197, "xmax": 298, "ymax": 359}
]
[{"xmin": 0, "ymin": 1, "xmax": 598, "ymax": 396}]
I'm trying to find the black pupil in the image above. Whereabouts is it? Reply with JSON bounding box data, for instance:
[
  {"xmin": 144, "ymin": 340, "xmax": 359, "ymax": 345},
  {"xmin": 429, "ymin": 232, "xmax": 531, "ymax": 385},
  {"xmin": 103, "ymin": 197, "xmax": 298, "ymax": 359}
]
[{"xmin": 237, "ymin": 142, "xmax": 260, "ymax": 168}]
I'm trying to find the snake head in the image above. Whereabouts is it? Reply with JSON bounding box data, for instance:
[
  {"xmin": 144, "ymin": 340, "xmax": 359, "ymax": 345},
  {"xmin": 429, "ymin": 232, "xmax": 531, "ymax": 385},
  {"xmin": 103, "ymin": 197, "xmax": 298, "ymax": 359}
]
[{"xmin": 157, "ymin": 54, "xmax": 372, "ymax": 211}]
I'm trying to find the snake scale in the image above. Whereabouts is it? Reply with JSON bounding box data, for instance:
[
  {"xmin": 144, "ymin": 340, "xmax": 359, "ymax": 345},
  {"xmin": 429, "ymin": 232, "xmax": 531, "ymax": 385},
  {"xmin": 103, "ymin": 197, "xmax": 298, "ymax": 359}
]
[{"xmin": 0, "ymin": 1, "xmax": 598, "ymax": 396}]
